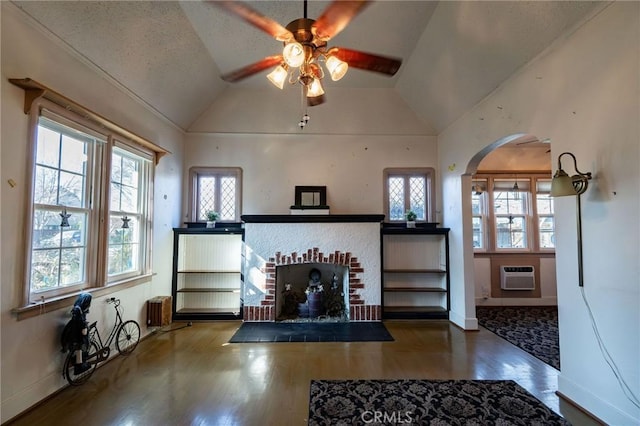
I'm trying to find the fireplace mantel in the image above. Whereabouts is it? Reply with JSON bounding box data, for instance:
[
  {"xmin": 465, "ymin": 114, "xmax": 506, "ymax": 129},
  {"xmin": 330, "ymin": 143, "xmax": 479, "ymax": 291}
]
[{"xmin": 241, "ymin": 214, "xmax": 385, "ymax": 223}]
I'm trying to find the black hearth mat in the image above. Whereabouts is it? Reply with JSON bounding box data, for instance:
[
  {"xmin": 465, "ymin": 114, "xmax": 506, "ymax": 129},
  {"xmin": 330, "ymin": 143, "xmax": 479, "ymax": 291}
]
[{"xmin": 228, "ymin": 322, "xmax": 394, "ymax": 343}]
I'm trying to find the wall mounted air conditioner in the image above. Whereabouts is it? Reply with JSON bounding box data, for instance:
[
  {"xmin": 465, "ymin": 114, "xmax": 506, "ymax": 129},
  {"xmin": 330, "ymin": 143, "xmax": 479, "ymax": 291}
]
[{"xmin": 500, "ymin": 266, "xmax": 535, "ymax": 290}]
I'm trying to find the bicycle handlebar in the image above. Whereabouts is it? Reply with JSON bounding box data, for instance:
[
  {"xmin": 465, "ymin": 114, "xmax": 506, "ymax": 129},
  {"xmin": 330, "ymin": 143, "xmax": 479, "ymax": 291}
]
[{"xmin": 106, "ymin": 297, "xmax": 121, "ymax": 307}]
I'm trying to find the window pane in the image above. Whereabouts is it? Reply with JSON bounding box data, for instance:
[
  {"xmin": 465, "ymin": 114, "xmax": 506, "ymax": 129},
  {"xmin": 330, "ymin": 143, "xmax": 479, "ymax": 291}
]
[
  {"xmin": 33, "ymin": 167, "xmax": 59, "ymax": 206},
  {"xmin": 31, "ymin": 118, "xmax": 90, "ymax": 300},
  {"xmin": 36, "ymin": 126, "xmax": 60, "ymax": 168},
  {"xmin": 409, "ymin": 177, "xmax": 426, "ymax": 220},
  {"xmin": 59, "ymin": 171, "xmax": 85, "ymax": 207},
  {"xmin": 471, "ymin": 193, "xmax": 483, "ymax": 215},
  {"xmin": 109, "ymin": 148, "xmax": 147, "ymax": 279},
  {"xmin": 31, "ymin": 249, "xmax": 60, "ymax": 292},
  {"xmin": 388, "ymin": 177, "xmax": 405, "ymax": 220},
  {"xmin": 60, "ymin": 135, "xmax": 87, "ymax": 174},
  {"xmin": 494, "ymin": 191, "xmax": 525, "ymax": 215},
  {"xmin": 539, "ymin": 216, "xmax": 555, "ymax": 248},
  {"xmin": 220, "ymin": 176, "xmax": 236, "ymax": 220},
  {"xmin": 496, "ymin": 216, "xmax": 527, "ymax": 248},
  {"xmin": 198, "ymin": 176, "xmax": 216, "ymax": 221},
  {"xmin": 536, "ymin": 193, "xmax": 554, "ymax": 215},
  {"xmin": 472, "ymin": 216, "xmax": 483, "ymax": 248},
  {"xmin": 108, "ymin": 215, "xmax": 140, "ymax": 275}
]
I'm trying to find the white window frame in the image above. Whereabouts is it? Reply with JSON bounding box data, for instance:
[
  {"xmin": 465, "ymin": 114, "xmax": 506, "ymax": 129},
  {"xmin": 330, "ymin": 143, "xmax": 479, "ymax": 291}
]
[
  {"xmin": 383, "ymin": 168, "xmax": 436, "ymax": 223},
  {"xmin": 23, "ymin": 99, "xmax": 155, "ymax": 305},
  {"xmin": 189, "ymin": 167, "xmax": 242, "ymax": 222},
  {"xmin": 473, "ymin": 173, "xmax": 554, "ymax": 253},
  {"xmin": 471, "ymin": 179, "xmax": 488, "ymax": 250},
  {"xmin": 533, "ymin": 178, "xmax": 555, "ymax": 251}
]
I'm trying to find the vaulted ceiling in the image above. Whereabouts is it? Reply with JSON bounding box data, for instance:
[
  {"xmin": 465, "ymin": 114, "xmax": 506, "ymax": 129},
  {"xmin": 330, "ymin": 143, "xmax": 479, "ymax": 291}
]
[{"xmin": 12, "ymin": 1, "xmax": 604, "ymax": 132}]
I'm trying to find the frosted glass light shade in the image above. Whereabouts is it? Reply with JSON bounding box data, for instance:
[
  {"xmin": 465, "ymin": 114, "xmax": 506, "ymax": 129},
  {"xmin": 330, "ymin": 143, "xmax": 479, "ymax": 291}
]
[
  {"xmin": 267, "ymin": 65, "xmax": 288, "ymax": 89},
  {"xmin": 307, "ymin": 78, "xmax": 324, "ymax": 97},
  {"xmin": 326, "ymin": 56, "xmax": 348, "ymax": 81},
  {"xmin": 550, "ymin": 170, "xmax": 577, "ymax": 197},
  {"xmin": 283, "ymin": 42, "xmax": 305, "ymax": 67}
]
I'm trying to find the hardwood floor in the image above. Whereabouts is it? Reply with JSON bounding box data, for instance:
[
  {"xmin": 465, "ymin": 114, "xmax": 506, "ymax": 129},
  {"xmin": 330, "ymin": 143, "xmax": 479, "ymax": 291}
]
[{"xmin": 7, "ymin": 320, "xmax": 562, "ymax": 425}]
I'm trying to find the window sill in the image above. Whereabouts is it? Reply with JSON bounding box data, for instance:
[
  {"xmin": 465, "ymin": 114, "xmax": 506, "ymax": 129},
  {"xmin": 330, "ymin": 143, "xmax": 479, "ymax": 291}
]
[{"xmin": 12, "ymin": 273, "xmax": 154, "ymax": 321}]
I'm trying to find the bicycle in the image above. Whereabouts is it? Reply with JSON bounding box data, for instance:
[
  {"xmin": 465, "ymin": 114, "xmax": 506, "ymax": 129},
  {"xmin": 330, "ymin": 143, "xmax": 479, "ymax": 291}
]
[{"xmin": 62, "ymin": 297, "xmax": 140, "ymax": 385}]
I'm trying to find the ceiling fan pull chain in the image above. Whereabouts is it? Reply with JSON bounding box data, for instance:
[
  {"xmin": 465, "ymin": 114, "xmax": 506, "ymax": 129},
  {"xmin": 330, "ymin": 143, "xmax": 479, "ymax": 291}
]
[{"xmin": 299, "ymin": 86, "xmax": 308, "ymax": 129}]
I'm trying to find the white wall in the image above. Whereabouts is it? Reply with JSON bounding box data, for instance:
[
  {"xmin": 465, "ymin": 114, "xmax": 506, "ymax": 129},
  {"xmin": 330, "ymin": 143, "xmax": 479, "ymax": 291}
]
[
  {"xmin": 474, "ymin": 257, "xmax": 557, "ymax": 306},
  {"xmin": 184, "ymin": 133, "xmax": 437, "ymax": 218},
  {"xmin": 438, "ymin": 3, "xmax": 639, "ymax": 424},
  {"xmin": 0, "ymin": 4, "xmax": 184, "ymax": 422}
]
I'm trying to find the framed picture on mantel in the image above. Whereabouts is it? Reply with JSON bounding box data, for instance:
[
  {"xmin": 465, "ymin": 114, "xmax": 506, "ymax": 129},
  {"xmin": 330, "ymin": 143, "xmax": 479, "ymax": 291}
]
[{"xmin": 293, "ymin": 186, "xmax": 328, "ymax": 208}]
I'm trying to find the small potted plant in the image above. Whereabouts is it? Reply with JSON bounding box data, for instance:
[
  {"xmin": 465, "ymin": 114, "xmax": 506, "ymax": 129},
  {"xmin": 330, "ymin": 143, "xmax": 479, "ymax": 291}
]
[
  {"xmin": 205, "ymin": 210, "xmax": 219, "ymax": 228},
  {"xmin": 405, "ymin": 210, "xmax": 417, "ymax": 228}
]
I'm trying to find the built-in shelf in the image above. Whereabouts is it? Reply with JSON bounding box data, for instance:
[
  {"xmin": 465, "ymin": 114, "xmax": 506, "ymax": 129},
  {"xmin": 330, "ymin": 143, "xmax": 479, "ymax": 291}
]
[
  {"xmin": 384, "ymin": 287, "xmax": 446, "ymax": 293},
  {"xmin": 381, "ymin": 226, "xmax": 450, "ymax": 320},
  {"xmin": 172, "ymin": 228, "xmax": 244, "ymax": 320}
]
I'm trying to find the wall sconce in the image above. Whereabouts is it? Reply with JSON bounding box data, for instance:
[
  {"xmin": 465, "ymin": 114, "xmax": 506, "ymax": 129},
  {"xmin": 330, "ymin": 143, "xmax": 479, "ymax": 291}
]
[{"xmin": 551, "ymin": 152, "xmax": 592, "ymax": 287}]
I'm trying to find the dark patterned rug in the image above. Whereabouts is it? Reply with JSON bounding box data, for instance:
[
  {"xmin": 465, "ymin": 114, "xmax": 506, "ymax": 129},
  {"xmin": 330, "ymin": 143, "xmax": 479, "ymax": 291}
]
[
  {"xmin": 308, "ymin": 379, "xmax": 570, "ymax": 425},
  {"xmin": 476, "ymin": 306, "xmax": 560, "ymax": 370}
]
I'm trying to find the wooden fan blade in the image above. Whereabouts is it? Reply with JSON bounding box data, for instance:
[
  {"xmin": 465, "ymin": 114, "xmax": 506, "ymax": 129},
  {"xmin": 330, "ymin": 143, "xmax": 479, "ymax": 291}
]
[
  {"xmin": 314, "ymin": 0, "xmax": 371, "ymax": 41},
  {"xmin": 330, "ymin": 47, "xmax": 402, "ymax": 76},
  {"xmin": 221, "ymin": 55, "xmax": 283, "ymax": 82},
  {"xmin": 210, "ymin": 1, "xmax": 293, "ymax": 42}
]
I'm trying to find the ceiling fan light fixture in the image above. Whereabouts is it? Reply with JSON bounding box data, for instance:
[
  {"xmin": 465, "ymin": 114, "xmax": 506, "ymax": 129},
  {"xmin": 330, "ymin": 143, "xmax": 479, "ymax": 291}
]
[
  {"xmin": 267, "ymin": 65, "xmax": 288, "ymax": 89},
  {"xmin": 307, "ymin": 78, "xmax": 325, "ymax": 98},
  {"xmin": 283, "ymin": 42, "xmax": 305, "ymax": 67},
  {"xmin": 325, "ymin": 55, "xmax": 348, "ymax": 81}
]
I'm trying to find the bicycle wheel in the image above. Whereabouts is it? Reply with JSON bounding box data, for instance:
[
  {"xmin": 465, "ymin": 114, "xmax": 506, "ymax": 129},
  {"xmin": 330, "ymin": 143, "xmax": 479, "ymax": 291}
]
[
  {"xmin": 116, "ymin": 320, "xmax": 140, "ymax": 355},
  {"xmin": 63, "ymin": 341, "xmax": 98, "ymax": 386}
]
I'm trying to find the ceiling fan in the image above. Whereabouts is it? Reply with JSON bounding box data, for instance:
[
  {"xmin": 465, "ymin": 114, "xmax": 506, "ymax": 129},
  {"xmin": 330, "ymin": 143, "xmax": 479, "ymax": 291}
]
[
  {"xmin": 517, "ymin": 137, "xmax": 551, "ymax": 153},
  {"xmin": 211, "ymin": 0, "xmax": 402, "ymax": 117}
]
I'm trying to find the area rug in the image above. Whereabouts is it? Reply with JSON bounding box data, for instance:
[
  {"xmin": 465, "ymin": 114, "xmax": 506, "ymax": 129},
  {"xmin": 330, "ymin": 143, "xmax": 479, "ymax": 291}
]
[
  {"xmin": 476, "ymin": 306, "xmax": 560, "ymax": 370},
  {"xmin": 308, "ymin": 379, "xmax": 569, "ymax": 425},
  {"xmin": 228, "ymin": 321, "xmax": 394, "ymax": 343}
]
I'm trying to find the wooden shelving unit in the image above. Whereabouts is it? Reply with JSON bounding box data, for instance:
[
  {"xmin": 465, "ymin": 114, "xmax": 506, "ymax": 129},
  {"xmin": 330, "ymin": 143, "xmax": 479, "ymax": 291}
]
[
  {"xmin": 172, "ymin": 227, "xmax": 244, "ymax": 320},
  {"xmin": 381, "ymin": 225, "xmax": 450, "ymax": 319}
]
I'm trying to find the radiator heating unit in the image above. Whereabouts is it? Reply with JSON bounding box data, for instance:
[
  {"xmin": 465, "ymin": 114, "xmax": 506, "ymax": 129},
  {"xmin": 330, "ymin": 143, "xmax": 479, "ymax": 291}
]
[
  {"xmin": 500, "ymin": 266, "xmax": 535, "ymax": 290},
  {"xmin": 147, "ymin": 296, "xmax": 172, "ymax": 326}
]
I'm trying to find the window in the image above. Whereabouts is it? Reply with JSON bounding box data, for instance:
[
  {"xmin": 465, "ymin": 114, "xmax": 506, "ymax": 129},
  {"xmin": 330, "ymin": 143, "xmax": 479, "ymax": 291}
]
[
  {"xmin": 493, "ymin": 179, "xmax": 529, "ymax": 249},
  {"xmin": 26, "ymin": 101, "xmax": 154, "ymax": 303},
  {"xmin": 383, "ymin": 168, "xmax": 435, "ymax": 222},
  {"xmin": 108, "ymin": 145, "xmax": 152, "ymax": 279},
  {"xmin": 471, "ymin": 179, "xmax": 487, "ymax": 249},
  {"xmin": 471, "ymin": 174, "xmax": 554, "ymax": 252},
  {"xmin": 535, "ymin": 179, "xmax": 555, "ymax": 249},
  {"xmin": 189, "ymin": 167, "xmax": 242, "ymax": 222}
]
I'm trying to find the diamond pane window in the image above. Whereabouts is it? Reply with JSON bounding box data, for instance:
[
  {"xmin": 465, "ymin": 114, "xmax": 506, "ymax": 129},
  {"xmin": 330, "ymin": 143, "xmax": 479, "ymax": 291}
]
[
  {"xmin": 388, "ymin": 177, "xmax": 405, "ymax": 221},
  {"xmin": 191, "ymin": 168, "xmax": 242, "ymax": 222},
  {"xmin": 409, "ymin": 177, "xmax": 426, "ymax": 220},
  {"xmin": 384, "ymin": 169, "xmax": 434, "ymax": 223},
  {"xmin": 198, "ymin": 176, "xmax": 216, "ymax": 220}
]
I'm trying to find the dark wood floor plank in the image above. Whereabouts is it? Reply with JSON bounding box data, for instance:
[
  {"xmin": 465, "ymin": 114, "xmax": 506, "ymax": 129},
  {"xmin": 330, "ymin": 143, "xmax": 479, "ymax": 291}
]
[{"xmin": 6, "ymin": 320, "xmax": 561, "ymax": 425}]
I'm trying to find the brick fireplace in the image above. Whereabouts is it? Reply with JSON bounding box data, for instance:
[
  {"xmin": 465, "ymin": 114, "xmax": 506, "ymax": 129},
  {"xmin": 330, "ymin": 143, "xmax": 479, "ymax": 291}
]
[{"xmin": 241, "ymin": 215, "xmax": 384, "ymax": 322}]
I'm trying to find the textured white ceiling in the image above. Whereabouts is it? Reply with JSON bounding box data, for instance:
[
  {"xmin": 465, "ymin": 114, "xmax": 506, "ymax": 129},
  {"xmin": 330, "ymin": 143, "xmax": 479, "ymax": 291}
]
[{"xmin": 11, "ymin": 1, "xmax": 605, "ymax": 131}]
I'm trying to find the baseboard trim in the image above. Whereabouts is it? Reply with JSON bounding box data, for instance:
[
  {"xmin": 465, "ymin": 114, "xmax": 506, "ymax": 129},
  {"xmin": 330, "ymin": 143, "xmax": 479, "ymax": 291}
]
[{"xmin": 556, "ymin": 391, "xmax": 607, "ymax": 426}]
